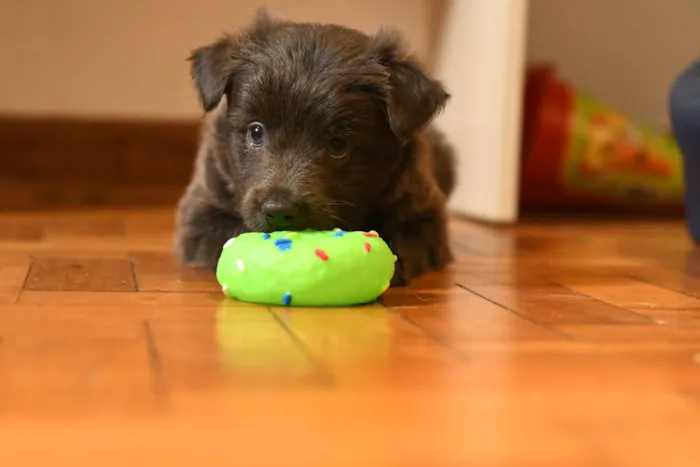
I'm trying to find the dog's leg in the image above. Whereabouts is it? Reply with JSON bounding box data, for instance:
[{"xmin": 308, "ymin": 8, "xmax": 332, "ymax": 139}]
[
  {"xmin": 175, "ymin": 189, "xmax": 246, "ymax": 272},
  {"xmin": 380, "ymin": 208, "xmax": 454, "ymax": 286}
]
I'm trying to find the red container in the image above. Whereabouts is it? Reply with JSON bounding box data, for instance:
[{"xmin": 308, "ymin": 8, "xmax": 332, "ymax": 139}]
[{"xmin": 520, "ymin": 64, "xmax": 684, "ymax": 210}]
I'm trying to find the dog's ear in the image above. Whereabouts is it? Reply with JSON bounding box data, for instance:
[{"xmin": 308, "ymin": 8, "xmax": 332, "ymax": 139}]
[
  {"xmin": 370, "ymin": 27, "xmax": 450, "ymax": 141},
  {"xmin": 188, "ymin": 34, "xmax": 238, "ymax": 112},
  {"xmin": 188, "ymin": 9, "xmax": 277, "ymax": 112}
]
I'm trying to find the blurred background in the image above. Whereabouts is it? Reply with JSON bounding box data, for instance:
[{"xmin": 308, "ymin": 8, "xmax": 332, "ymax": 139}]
[{"xmin": 1, "ymin": 0, "xmax": 698, "ymax": 222}]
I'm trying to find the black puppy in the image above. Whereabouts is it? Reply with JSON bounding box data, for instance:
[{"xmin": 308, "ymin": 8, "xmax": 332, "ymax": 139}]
[{"xmin": 175, "ymin": 10, "xmax": 456, "ymax": 286}]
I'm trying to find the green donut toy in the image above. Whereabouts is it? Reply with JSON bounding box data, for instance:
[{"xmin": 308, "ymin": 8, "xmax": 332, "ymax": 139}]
[{"xmin": 215, "ymin": 229, "xmax": 396, "ymax": 307}]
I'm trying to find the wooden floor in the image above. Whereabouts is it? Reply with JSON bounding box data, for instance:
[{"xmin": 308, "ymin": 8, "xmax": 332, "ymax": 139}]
[{"xmin": 2, "ymin": 207, "xmax": 700, "ymax": 466}]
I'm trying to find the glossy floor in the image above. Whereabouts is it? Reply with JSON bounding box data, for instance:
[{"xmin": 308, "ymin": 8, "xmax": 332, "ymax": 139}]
[{"xmin": 1, "ymin": 208, "xmax": 700, "ymax": 466}]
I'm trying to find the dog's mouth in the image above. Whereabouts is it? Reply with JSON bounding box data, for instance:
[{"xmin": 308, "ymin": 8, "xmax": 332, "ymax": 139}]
[
  {"xmin": 240, "ymin": 187, "xmax": 358, "ymax": 233},
  {"xmin": 242, "ymin": 206, "xmax": 343, "ymax": 233}
]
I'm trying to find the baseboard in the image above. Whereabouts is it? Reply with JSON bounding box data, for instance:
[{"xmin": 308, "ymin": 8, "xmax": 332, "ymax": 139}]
[{"xmin": 0, "ymin": 115, "xmax": 201, "ymax": 209}]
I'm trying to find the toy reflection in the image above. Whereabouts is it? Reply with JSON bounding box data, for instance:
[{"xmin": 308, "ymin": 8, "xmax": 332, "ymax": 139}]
[{"xmin": 216, "ymin": 299, "xmax": 393, "ymax": 384}]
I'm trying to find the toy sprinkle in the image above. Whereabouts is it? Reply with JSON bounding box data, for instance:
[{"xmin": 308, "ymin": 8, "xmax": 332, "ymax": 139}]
[
  {"xmin": 282, "ymin": 292, "xmax": 292, "ymax": 306},
  {"xmin": 393, "ymin": 255, "xmax": 398, "ymax": 262},
  {"xmin": 332, "ymin": 229, "xmax": 346, "ymax": 238},
  {"xmin": 363, "ymin": 231, "xmax": 378, "ymax": 238},
  {"xmin": 364, "ymin": 242, "xmax": 371, "ymax": 253},
  {"xmin": 315, "ymin": 249, "xmax": 329, "ymax": 261},
  {"xmin": 274, "ymin": 237, "xmax": 293, "ymax": 252},
  {"xmin": 285, "ymin": 232, "xmax": 297, "ymax": 237},
  {"xmin": 261, "ymin": 233, "xmax": 271, "ymax": 240}
]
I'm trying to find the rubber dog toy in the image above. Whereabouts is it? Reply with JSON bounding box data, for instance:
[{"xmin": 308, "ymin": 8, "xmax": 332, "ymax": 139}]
[{"xmin": 216, "ymin": 229, "xmax": 396, "ymax": 307}]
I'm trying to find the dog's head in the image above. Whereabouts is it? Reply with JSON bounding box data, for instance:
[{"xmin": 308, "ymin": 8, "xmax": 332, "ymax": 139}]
[{"xmin": 189, "ymin": 10, "xmax": 449, "ymax": 232}]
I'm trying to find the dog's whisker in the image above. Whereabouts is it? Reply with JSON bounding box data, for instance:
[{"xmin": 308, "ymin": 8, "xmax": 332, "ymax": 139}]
[
  {"xmin": 328, "ymin": 199, "xmax": 357, "ymax": 208},
  {"xmin": 328, "ymin": 213, "xmax": 352, "ymax": 230}
]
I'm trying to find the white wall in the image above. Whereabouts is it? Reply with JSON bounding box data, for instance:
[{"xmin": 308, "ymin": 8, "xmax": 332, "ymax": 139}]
[
  {"xmin": 527, "ymin": 0, "xmax": 700, "ymax": 128},
  {"xmin": 433, "ymin": 0, "xmax": 529, "ymax": 223},
  {"xmin": 0, "ymin": 0, "xmax": 433, "ymax": 120}
]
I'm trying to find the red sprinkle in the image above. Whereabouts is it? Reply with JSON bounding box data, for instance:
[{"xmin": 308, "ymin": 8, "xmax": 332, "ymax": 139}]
[
  {"xmin": 315, "ymin": 249, "xmax": 329, "ymax": 261},
  {"xmin": 364, "ymin": 242, "xmax": 371, "ymax": 253},
  {"xmin": 363, "ymin": 232, "xmax": 378, "ymax": 238}
]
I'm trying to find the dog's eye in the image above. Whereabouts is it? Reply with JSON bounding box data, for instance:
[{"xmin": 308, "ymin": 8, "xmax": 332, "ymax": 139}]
[
  {"xmin": 328, "ymin": 138, "xmax": 349, "ymax": 159},
  {"xmin": 247, "ymin": 122, "xmax": 266, "ymax": 148}
]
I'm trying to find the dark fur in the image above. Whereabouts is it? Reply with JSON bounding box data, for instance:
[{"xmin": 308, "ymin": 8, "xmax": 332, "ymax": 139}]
[{"xmin": 175, "ymin": 10, "xmax": 457, "ymax": 286}]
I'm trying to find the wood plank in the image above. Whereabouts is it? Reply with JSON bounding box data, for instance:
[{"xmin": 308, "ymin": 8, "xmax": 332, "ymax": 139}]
[
  {"xmin": 131, "ymin": 252, "xmax": 219, "ymax": 293},
  {"xmin": 0, "ymin": 218, "xmax": 44, "ymax": 242},
  {"xmin": 554, "ymin": 271, "xmax": 700, "ymax": 324},
  {"xmin": 151, "ymin": 300, "xmax": 322, "ymax": 389},
  {"xmin": 24, "ymin": 257, "xmax": 136, "ymax": 291},
  {"xmin": 268, "ymin": 304, "xmax": 467, "ymax": 387},
  {"xmin": 391, "ymin": 296, "xmax": 566, "ymax": 346},
  {"xmin": 18, "ymin": 290, "xmax": 220, "ymax": 308},
  {"xmin": 44, "ymin": 215, "xmax": 127, "ymax": 239},
  {"xmin": 628, "ymin": 266, "xmax": 700, "ymax": 300},
  {"xmin": 0, "ymin": 305, "xmax": 144, "ymax": 339},
  {"xmin": 556, "ymin": 324, "xmax": 700, "ymax": 343},
  {"xmin": 458, "ymin": 281, "xmax": 653, "ymax": 325},
  {"xmin": 0, "ymin": 337, "xmax": 155, "ymax": 416},
  {"xmin": 0, "ymin": 255, "xmax": 32, "ymax": 304}
]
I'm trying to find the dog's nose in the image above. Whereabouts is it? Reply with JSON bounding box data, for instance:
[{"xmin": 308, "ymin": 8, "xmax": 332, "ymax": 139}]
[{"xmin": 261, "ymin": 197, "xmax": 300, "ymax": 229}]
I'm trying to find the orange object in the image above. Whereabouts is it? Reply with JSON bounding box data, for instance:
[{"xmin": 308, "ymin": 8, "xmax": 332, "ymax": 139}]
[{"xmin": 520, "ymin": 64, "xmax": 683, "ymax": 209}]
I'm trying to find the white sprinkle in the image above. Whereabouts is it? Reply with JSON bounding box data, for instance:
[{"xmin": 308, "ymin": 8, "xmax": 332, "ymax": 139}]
[
  {"xmin": 237, "ymin": 259, "xmax": 245, "ymax": 271},
  {"xmin": 223, "ymin": 237, "xmax": 236, "ymax": 249}
]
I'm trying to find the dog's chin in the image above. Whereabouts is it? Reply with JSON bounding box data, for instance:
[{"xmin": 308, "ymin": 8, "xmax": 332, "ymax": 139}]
[{"xmin": 243, "ymin": 214, "xmax": 339, "ymax": 233}]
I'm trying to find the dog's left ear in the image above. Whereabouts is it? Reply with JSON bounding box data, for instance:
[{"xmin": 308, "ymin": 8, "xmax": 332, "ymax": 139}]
[
  {"xmin": 188, "ymin": 8, "xmax": 277, "ymax": 112},
  {"xmin": 370, "ymin": 27, "xmax": 450, "ymax": 141},
  {"xmin": 188, "ymin": 34, "xmax": 239, "ymax": 112}
]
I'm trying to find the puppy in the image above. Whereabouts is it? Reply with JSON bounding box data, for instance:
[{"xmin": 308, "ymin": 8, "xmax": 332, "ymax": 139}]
[{"xmin": 175, "ymin": 10, "xmax": 456, "ymax": 286}]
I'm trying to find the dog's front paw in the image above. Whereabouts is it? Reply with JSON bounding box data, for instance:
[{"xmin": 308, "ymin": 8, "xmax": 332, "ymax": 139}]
[
  {"xmin": 390, "ymin": 258, "xmax": 410, "ymax": 287},
  {"xmin": 388, "ymin": 231, "xmax": 453, "ymax": 287},
  {"xmin": 175, "ymin": 201, "xmax": 246, "ymax": 272}
]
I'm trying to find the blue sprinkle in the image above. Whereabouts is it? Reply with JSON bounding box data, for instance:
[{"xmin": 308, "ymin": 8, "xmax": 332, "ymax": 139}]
[
  {"xmin": 282, "ymin": 292, "xmax": 292, "ymax": 306},
  {"xmin": 274, "ymin": 237, "xmax": 292, "ymax": 251},
  {"xmin": 261, "ymin": 233, "xmax": 271, "ymax": 240},
  {"xmin": 332, "ymin": 229, "xmax": 346, "ymax": 237}
]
